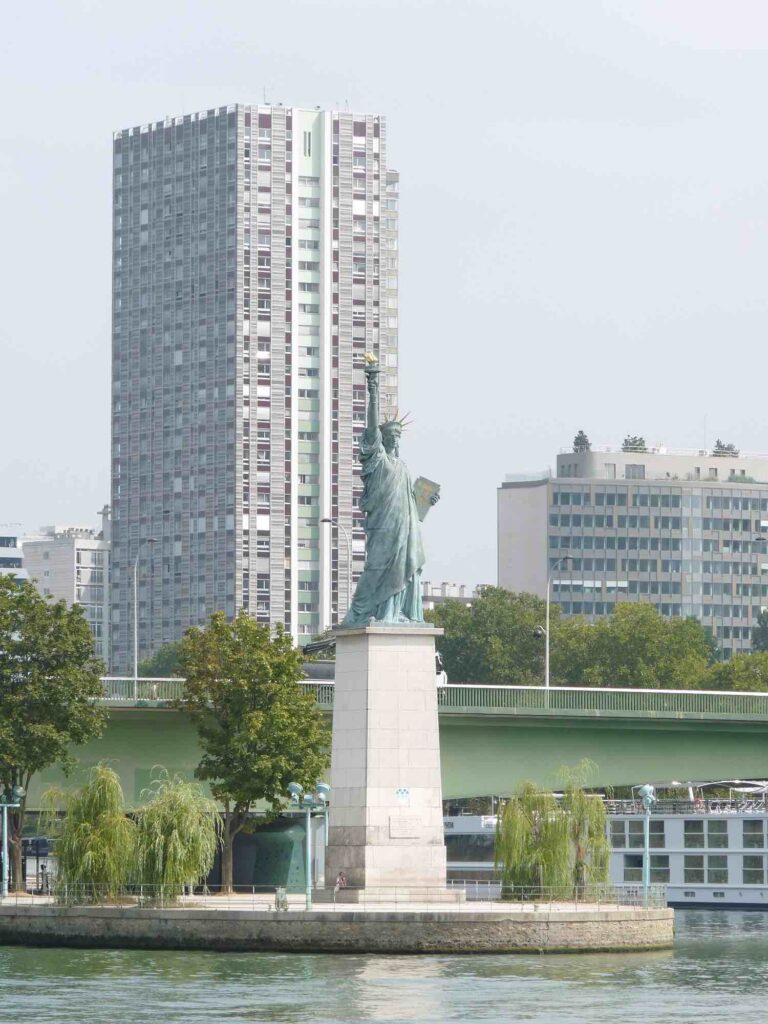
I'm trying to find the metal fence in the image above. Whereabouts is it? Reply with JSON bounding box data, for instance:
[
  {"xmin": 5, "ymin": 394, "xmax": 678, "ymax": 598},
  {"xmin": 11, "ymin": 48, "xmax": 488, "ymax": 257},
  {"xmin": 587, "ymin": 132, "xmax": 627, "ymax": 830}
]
[
  {"xmin": 101, "ymin": 677, "xmax": 185, "ymax": 703},
  {"xmin": 0, "ymin": 881, "xmax": 666, "ymax": 912},
  {"xmin": 446, "ymin": 881, "xmax": 668, "ymax": 909},
  {"xmin": 99, "ymin": 678, "xmax": 768, "ymax": 721},
  {"xmin": 436, "ymin": 684, "xmax": 768, "ymax": 719}
]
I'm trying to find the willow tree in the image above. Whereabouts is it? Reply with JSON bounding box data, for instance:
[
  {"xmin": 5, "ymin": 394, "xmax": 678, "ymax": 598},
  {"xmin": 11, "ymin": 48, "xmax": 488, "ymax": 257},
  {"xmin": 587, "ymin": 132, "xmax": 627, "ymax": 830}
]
[
  {"xmin": 495, "ymin": 781, "xmax": 570, "ymax": 894},
  {"xmin": 136, "ymin": 772, "xmax": 221, "ymax": 895},
  {"xmin": 44, "ymin": 764, "xmax": 136, "ymax": 899},
  {"xmin": 560, "ymin": 760, "xmax": 610, "ymax": 893}
]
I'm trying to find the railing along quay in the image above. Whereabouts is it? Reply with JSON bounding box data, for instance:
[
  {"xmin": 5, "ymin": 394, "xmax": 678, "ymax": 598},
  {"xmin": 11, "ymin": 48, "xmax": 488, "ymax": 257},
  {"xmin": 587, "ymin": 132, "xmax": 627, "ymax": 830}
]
[
  {"xmin": 1, "ymin": 881, "xmax": 666, "ymax": 912},
  {"xmin": 99, "ymin": 678, "xmax": 768, "ymax": 721}
]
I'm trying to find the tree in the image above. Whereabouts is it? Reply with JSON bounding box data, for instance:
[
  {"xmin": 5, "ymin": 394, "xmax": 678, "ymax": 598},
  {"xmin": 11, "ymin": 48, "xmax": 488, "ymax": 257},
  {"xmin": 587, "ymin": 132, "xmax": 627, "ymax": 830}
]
[
  {"xmin": 712, "ymin": 438, "xmax": 739, "ymax": 457},
  {"xmin": 552, "ymin": 603, "xmax": 713, "ymax": 690},
  {"xmin": 43, "ymin": 764, "xmax": 136, "ymax": 900},
  {"xmin": 0, "ymin": 577, "xmax": 106, "ymax": 889},
  {"xmin": 621, "ymin": 435, "xmax": 647, "ymax": 452},
  {"xmin": 495, "ymin": 781, "xmax": 570, "ymax": 894},
  {"xmin": 572, "ymin": 430, "xmax": 591, "ymax": 453},
  {"xmin": 136, "ymin": 771, "xmax": 221, "ymax": 895},
  {"xmin": 428, "ymin": 587, "xmax": 551, "ymax": 685},
  {"xmin": 752, "ymin": 610, "xmax": 768, "ymax": 653},
  {"xmin": 559, "ymin": 760, "xmax": 610, "ymax": 893},
  {"xmin": 430, "ymin": 588, "xmax": 714, "ymax": 689},
  {"xmin": 177, "ymin": 612, "xmax": 330, "ymax": 891},
  {"xmin": 707, "ymin": 652, "xmax": 768, "ymax": 692},
  {"xmin": 138, "ymin": 640, "xmax": 183, "ymax": 678},
  {"xmin": 495, "ymin": 763, "xmax": 610, "ymax": 898}
]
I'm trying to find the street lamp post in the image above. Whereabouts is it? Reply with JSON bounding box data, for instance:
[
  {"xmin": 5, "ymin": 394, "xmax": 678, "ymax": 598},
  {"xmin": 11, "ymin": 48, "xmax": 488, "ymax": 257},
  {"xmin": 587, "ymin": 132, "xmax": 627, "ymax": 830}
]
[
  {"xmin": 287, "ymin": 781, "xmax": 330, "ymax": 910},
  {"xmin": 1, "ymin": 786, "xmax": 25, "ymax": 898},
  {"xmin": 638, "ymin": 783, "xmax": 657, "ymax": 907},
  {"xmin": 133, "ymin": 538, "xmax": 157, "ymax": 698},
  {"xmin": 321, "ymin": 517, "xmax": 352, "ymax": 623},
  {"xmin": 544, "ymin": 555, "xmax": 572, "ymax": 691}
]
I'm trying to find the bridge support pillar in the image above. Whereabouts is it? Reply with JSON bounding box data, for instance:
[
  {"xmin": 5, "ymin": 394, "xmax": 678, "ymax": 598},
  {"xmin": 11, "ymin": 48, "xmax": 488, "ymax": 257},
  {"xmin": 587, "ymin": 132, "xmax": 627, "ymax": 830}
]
[{"xmin": 325, "ymin": 625, "xmax": 458, "ymax": 896}]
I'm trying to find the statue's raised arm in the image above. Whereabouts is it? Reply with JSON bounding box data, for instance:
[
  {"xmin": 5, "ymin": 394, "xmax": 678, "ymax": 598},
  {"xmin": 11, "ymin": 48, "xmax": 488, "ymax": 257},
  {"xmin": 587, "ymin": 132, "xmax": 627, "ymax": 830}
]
[
  {"xmin": 340, "ymin": 354, "xmax": 439, "ymax": 628},
  {"xmin": 363, "ymin": 352, "xmax": 381, "ymax": 447}
]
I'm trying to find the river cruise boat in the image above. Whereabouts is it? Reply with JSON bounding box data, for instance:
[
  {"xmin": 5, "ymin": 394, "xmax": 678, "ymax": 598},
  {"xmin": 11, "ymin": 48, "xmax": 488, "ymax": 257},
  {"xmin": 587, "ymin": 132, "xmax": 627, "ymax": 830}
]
[{"xmin": 444, "ymin": 794, "xmax": 768, "ymax": 908}]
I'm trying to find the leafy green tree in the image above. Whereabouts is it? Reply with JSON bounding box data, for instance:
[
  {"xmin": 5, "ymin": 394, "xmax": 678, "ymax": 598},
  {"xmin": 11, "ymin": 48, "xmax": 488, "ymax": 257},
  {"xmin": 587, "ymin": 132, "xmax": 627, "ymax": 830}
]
[
  {"xmin": 621, "ymin": 435, "xmax": 647, "ymax": 452},
  {"xmin": 707, "ymin": 652, "xmax": 768, "ymax": 691},
  {"xmin": 136, "ymin": 771, "xmax": 221, "ymax": 895},
  {"xmin": 428, "ymin": 587, "xmax": 551, "ymax": 684},
  {"xmin": 43, "ymin": 764, "xmax": 136, "ymax": 899},
  {"xmin": 177, "ymin": 612, "xmax": 330, "ymax": 892},
  {"xmin": 431, "ymin": 589, "xmax": 714, "ymax": 689},
  {"xmin": 552, "ymin": 603, "xmax": 713, "ymax": 689},
  {"xmin": 752, "ymin": 610, "xmax": 768, "ymax": 653},
  {"xmin": 495, "ymin": 782, "xmax": 570, "ymax": 894},
  {"xmin": 0, "ymin": 577, "xmax": 106, "ymax": 889},
  {"xmin": 572, "ymin": 430, "xmax": 591, "ymax": 453},
  {"xmin": 138, "ymin": 640, "xmax": 184, "ymax": 678}
]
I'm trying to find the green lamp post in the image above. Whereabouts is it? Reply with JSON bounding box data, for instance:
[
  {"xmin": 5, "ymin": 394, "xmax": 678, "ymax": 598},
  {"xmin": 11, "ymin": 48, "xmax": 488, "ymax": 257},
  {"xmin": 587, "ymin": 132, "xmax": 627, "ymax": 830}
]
[
  {"xmin": 1, "ymin": 785, "xmax": 25, "ymax": 898},
  {"xmin": 287, "ymin": 781, "xmax": 330, "ymax": 910},
  {"xmin": 638, "ymin": 783, "xmax": 657, "ymax": 907}
]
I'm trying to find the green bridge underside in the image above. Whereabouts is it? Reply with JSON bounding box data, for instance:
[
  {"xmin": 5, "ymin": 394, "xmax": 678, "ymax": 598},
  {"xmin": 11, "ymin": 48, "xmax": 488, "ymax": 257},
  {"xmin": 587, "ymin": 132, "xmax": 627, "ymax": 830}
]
[{"xmin": 28, "ymin": 683, "xmax": 768, "ymax": 809}]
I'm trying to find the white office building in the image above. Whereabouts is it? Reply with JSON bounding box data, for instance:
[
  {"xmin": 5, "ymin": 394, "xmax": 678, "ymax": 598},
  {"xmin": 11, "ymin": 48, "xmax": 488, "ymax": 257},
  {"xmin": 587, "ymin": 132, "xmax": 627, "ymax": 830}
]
[{"xmin": 23, "ymin": 507, "xmax": 111, "ymax": 663}]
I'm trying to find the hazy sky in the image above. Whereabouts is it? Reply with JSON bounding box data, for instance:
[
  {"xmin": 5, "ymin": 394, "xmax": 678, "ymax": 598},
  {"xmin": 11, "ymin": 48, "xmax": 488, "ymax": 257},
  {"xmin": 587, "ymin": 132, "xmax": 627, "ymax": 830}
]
[{"xmin": 3, "ymin": 1, "xmax": 768, "ymax": 586}]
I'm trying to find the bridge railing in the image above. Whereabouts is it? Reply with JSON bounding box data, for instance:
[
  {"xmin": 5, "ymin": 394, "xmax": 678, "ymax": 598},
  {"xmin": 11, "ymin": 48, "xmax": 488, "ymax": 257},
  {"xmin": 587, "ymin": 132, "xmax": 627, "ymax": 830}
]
[
  {"xmin": 99, "ymin": 678, "xmax": 768, "ymax": 720},
  {"xmin": 435, "ymin": 684, "xmax": 768, "ymax": 718},
  {"xmin": 101, "ymin": 677, "xmax": 185, "ymax": 702}
]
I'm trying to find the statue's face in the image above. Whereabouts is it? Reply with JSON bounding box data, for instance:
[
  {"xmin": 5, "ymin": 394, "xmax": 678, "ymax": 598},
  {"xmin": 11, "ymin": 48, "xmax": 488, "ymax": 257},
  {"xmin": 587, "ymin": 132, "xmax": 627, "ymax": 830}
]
[{"xmin": 382, "ymin": 425, "xmax": 401, "ymax": 456}]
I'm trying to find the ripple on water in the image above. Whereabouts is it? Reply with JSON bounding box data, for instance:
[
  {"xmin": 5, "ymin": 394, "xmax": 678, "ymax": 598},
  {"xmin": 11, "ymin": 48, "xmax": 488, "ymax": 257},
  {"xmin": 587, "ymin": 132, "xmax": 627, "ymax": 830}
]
[{"xmin": 1, "ymin": 911, "xmax": 767, "ymax": 1024}]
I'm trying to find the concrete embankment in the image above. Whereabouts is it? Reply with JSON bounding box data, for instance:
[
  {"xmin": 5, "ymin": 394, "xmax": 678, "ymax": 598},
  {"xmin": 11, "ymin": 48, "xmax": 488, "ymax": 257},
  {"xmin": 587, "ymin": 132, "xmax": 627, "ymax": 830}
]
[{"xmin": 0, "ymin": 904, "xmax": 674, "ymax": 954}]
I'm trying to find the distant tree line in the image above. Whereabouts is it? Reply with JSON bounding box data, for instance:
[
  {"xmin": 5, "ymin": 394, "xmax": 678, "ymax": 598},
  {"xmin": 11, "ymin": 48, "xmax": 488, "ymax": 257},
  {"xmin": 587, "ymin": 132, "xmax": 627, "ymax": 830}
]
[{"xmin": 428, "ymin": 587, "xmax": 768, "ymax": 691}]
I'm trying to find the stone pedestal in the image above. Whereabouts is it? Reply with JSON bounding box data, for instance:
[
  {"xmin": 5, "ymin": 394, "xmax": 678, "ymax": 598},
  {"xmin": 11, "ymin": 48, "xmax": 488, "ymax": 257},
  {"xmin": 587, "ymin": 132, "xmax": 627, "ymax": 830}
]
[{"xmin": 325, "ymin": 625, "xmax": 455, "ymax": 894}]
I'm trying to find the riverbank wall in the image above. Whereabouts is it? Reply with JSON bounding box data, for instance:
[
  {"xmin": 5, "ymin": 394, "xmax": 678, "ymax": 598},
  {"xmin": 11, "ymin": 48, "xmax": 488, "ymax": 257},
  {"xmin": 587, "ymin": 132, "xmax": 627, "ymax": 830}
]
[{"xmin": 0, "ymin": 904, "xmax": 674, "ymax": 954}]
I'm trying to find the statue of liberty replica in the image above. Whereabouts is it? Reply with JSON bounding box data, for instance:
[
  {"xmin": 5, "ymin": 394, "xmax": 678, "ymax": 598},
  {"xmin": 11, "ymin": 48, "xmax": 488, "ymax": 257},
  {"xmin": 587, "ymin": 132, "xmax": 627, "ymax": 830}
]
[
  {"xmin": 341, "ymin": 354, "xmax": 440, "ymax": 628},
  {"xmin": 326, "ymin": 355, "xmax": 453, "ymax": 895}
]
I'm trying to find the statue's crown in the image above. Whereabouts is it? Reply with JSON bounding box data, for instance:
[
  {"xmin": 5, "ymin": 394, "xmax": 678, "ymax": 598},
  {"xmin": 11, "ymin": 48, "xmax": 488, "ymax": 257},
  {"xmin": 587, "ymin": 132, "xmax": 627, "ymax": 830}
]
[{"xmin": 381, "ymin": 410, "xmax": 412, "ymax": 432}]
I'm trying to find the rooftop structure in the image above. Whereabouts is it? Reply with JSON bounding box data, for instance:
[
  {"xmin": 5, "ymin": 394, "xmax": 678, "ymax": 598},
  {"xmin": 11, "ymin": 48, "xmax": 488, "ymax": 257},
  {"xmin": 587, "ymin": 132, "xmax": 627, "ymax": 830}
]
[{"xmin": 499, "ymin": 443, "xmax": 768, "ymax": 657}]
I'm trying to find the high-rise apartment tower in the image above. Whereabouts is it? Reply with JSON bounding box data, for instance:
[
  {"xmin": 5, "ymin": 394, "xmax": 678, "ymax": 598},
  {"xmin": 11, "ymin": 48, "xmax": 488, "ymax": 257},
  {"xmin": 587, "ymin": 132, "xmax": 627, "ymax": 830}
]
[{"xmin": 110, "ymin": 104, "xmax": 398, "ymax": 671}]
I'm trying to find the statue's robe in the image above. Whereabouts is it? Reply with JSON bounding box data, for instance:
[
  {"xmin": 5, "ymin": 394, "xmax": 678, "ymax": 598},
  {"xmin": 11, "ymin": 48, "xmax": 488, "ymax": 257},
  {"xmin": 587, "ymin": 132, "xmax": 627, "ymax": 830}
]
[{"xmin": 342, "ymin": 428, "xmax": 425, "ymax": 626}]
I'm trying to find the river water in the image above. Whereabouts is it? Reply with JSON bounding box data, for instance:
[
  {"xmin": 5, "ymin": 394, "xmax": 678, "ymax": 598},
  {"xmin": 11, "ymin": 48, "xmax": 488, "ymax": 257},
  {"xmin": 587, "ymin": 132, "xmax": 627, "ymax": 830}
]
[{"xmin": 1, "ymin": 910, "xmax": 766, "ymax": 1024}]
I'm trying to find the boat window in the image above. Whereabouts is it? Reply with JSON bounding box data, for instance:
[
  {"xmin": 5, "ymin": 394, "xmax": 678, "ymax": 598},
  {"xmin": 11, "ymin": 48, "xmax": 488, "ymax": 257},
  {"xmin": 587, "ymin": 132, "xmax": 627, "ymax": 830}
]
[
  {"xmin": 684, "ymin": 855, "xmax": 704, "ymax": 883},
  {"xmin": 650, "ymin": 855, "xmax": 670, "ymax": 883},
  {"xmin": 743, "ymin": 821, "xmax": 765, "ymax": 849},
  {"xmin": 623, "ymin": 854, "xmax": 643, "ymax": 882},
  {"xmin": 610, "ymin": 821, "xmax": 626, "ymax": 848},
  {"xmin": 684, "ymin": 820, "xmax": 705, "ymax": 848},
  {"xmin": 707, "ymin": 820, "xmax": 728, "ymax": 849},
  {"xmin": 707, "ymin": 855, "xmax": 728, "ymax": 884},
  {"xmin": 614, "ymin": 819, "xmax": 665, "ymax": 849},
  {"xmin": 743, "ymin": 855, "xmax": 766, "ymax": 885}
]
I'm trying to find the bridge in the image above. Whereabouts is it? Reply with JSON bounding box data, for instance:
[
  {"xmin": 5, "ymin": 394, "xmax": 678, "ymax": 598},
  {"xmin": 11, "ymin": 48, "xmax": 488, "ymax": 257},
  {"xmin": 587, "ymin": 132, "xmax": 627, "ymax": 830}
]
[{"xmin": 26, "ymin": 679, "xmax": 768, "ymax": 809}]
